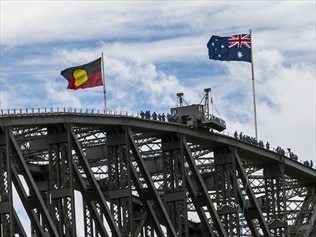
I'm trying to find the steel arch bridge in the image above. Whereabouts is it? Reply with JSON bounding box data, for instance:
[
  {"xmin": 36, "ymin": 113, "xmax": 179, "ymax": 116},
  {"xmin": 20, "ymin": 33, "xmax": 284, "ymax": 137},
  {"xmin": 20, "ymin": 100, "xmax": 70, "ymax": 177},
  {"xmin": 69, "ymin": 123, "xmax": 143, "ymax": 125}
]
[{"xmin": 0, "ymin": 109, "xmax": 315, "ymax": 237}]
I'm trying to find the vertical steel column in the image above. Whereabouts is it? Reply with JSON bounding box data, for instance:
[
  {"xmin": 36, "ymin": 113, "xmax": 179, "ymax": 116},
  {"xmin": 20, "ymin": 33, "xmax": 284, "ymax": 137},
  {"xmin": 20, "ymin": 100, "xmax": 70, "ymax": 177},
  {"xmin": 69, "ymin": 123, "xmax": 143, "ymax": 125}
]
[
  {"xmin": 83, "ymin": 203, "xmax": 94, "ymax": 237},
  {"xmin": 107, "ymin": 129, "xmax": 134, "ymax": 236},
  {"xmin": 0, "ymin": 130, "xmax": 13, "ymax": 236},
  {"xmin": 47, "ymin": 125, "xmax": 76, "ymax": 236},
  {"xmin": 161, "ymin": 134, "xmax": 188, "ymax": 236},
  {"xmin": 264, "ymin": 163, "xmax": 287, "ymax": 236},
  {"xmin": 214, "ymin": 147, "xmax": 240, "ymax": 236},
  {"xmin": 0, "ymin": 128, "xmax": 27, "ymax": 237}
]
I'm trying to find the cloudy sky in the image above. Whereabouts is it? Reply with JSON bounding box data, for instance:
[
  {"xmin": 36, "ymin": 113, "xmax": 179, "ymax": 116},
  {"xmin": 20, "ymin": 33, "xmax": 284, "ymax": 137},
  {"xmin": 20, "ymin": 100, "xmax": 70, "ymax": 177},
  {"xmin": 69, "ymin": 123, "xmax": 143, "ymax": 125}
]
[
  {"xmin": 1, "ymin": 1, "xmax": 315, "ymax": 164},
  {"xmin": 1, "ymin": 1, "xmax": 315, "ymax": 235}
]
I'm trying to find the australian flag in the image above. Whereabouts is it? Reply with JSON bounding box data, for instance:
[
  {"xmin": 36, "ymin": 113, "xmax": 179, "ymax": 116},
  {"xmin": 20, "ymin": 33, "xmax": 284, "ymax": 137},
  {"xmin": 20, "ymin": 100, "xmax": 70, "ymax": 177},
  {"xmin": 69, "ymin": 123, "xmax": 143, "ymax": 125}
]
[{"xmin": 207, "ymin": 34, "xmax": 251, "ymax": 62}]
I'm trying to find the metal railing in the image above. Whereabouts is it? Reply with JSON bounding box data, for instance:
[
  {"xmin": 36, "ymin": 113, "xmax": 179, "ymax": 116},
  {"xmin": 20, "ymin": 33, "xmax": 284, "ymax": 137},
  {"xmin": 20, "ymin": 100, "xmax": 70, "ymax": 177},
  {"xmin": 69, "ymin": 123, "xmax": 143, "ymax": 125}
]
[{"xmin": 0, "ymin": 107, "xmax": 140, "ymax": 118}]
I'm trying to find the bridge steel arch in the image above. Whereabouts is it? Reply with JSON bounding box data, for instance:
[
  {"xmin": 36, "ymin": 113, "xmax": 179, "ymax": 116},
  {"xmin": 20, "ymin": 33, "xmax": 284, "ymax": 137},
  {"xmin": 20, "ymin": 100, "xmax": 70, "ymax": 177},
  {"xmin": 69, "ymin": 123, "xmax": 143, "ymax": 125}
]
[{"xmin": 0, "ymin": 112, "xmax": 315, "ymax": 237}]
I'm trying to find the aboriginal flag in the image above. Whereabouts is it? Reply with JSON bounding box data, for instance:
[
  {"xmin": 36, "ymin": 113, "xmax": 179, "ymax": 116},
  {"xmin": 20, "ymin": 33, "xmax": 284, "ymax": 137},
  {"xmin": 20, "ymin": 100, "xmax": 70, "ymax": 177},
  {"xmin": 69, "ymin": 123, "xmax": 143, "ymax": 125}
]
[{"xmin": 61, "ymin": 57, "xmax": 103, "ymax": 90}]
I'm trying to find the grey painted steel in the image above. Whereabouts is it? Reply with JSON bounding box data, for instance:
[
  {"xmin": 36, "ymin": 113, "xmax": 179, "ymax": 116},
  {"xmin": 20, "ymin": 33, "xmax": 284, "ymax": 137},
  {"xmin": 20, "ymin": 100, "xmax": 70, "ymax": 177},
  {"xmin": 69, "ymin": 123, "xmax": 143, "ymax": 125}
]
[{"xmin": 0, "ymin": 113, "xmax": 315, "ymax": 236}]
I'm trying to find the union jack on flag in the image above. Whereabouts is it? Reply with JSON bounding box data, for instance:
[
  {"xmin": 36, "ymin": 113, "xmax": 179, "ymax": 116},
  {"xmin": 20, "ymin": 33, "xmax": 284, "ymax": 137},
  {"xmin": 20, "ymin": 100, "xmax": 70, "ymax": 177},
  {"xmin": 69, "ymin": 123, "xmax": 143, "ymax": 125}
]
[
  {"xmin": 207, "ymin": 33, "xmax": 252, "ymax": 62},
  {"xmin": 228, "ymin": 34, "xmax": 251, "ymax": 48}
]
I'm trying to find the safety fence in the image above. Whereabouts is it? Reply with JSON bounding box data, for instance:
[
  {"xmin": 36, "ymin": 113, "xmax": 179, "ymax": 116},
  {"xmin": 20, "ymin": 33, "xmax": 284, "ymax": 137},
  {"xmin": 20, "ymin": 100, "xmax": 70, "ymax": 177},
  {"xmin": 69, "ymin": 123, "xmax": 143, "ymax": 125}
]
[{"xmin": 0, "ymin": 107, "xmax": 140, "ymax": 118}]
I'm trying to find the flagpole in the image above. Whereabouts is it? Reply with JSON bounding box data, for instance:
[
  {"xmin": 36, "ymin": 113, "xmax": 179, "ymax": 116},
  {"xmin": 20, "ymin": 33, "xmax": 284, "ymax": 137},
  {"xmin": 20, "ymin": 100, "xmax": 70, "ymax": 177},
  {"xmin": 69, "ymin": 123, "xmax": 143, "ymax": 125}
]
[
  {"xmin": 249, "ymin": 29, "xmax": 258, "ymax": 139},
  {"xmin": 101, "ymin": 53, "xmax": 107, "ymax": 112}
]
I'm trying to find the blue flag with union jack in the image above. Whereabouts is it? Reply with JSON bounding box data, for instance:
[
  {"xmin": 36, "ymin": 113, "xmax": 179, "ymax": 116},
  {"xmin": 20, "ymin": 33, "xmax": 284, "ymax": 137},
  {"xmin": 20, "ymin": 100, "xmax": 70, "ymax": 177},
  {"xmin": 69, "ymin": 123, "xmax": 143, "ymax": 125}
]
[{"xmin": 207, "ymin": 34, "xmax": 251, "ymax": 62}]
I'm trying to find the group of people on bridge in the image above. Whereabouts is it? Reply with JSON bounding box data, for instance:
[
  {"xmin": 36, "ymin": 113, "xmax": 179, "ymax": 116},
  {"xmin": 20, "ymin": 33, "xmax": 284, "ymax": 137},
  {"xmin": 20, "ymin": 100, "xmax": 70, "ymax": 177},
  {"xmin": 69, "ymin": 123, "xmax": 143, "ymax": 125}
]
[
  {"xmin": 234, "ymin": 131, "xmax": 267, "ymax": 148},
  {"xmin": 234, "ymin": 131, "xmax": 314, "ymax": 169},
  {"xmin": 137, "ymin": 115, "xmax": 314, "ymax": 169},
  {"xmin": 140, "ymin": 111, "xmax": 179, "ymax": 123}
]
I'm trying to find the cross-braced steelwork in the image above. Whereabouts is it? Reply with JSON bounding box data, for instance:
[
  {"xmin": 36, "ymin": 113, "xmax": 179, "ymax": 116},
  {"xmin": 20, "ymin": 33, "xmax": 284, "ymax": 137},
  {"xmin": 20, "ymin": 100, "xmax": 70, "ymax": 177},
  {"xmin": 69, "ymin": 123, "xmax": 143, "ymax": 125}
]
[{"xmin": 0, "ymin": 110, "xmax": 315, "ymax": 237}]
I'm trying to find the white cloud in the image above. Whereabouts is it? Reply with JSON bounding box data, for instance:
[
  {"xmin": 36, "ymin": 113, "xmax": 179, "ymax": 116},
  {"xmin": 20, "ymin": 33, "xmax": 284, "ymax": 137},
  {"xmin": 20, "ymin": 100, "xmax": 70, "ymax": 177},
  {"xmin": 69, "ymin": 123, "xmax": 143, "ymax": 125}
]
[{"xmin": 104, "ymin": 57, "xmax": 199, "ymax": 112}]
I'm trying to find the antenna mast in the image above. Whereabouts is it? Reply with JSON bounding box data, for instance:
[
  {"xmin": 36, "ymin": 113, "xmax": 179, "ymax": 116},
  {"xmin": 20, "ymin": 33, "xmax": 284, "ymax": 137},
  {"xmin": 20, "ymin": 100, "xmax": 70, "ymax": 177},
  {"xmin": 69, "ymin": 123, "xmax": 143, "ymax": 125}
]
[
  {"xmin": 204, "ymin": 88, "xmax": 211, "ymax": 119},
  {"xmin": 176, "ymin": 92, "xmax": 184, "ymax": 107}
]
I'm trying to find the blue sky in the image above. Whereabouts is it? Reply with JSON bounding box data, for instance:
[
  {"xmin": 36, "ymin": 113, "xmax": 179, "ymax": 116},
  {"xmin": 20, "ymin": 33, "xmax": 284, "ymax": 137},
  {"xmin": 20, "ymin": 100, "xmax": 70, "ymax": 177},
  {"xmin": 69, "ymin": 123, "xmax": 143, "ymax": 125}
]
[{"xmin": 1, "ymin": 1, "xmax": 315, "ymax": 234}]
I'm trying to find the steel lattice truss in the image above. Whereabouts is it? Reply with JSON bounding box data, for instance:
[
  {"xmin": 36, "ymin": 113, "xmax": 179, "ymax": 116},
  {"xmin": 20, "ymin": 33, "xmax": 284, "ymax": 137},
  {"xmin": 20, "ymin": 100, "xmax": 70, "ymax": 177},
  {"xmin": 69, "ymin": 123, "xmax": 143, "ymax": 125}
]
[{"xmin": 0, "ymin": 113, "xmax": 315, "ymax": 237}]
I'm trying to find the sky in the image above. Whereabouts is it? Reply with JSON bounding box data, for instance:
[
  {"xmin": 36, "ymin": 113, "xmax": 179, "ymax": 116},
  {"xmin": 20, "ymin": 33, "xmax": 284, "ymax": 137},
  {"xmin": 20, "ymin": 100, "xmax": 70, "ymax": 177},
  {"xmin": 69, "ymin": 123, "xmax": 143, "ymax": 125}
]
[
  {"xmin": 1, "ymin": 0, "xmax": 315, "ymax": 235},
  {"xmin": 1, "ymin": 0, "xmax": 315, "ymax": 168}
]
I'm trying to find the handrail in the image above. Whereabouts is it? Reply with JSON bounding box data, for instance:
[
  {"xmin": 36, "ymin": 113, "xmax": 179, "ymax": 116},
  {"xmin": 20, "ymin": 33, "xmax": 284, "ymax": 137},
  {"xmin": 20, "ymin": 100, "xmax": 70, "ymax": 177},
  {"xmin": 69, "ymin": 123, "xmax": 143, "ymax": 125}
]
[{"xmin": 0, "ymin": 107, "xmax": 140, "ymax": 118}]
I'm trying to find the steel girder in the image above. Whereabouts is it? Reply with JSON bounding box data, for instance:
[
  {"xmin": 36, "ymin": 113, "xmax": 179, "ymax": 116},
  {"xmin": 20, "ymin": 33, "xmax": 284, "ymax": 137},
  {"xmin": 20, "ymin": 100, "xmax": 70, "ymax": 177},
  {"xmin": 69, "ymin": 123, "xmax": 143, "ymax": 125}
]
[
  {"xmin": 47, "ymin": 125, "xmax": 76, "ymax": 236},
  {"xmin": 290, "ymin": 187, "xmax": 316, "ymax": 236},
  {"xmin": 0, "ymin": 129, "xmax": 27, "ymax": 237},
  {"xmin": 0, "ymin": 117, "xmax": 315, "ymax": 236},
  {"xmin": 1, "ymin": 127, "xmax": 60, "ymax": 236},
  {"xmin": 212, "ymin": 146, "xmax": 271, "ymax": 237}
]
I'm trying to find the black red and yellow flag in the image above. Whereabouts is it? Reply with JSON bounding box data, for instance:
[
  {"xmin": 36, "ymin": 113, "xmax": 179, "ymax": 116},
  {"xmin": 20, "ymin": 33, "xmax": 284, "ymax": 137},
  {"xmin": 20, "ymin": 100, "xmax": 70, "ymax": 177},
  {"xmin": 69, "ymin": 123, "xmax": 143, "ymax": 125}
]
[{"xmin": 61, "ymin": 57, "xmax": 103, "ymax": 90}]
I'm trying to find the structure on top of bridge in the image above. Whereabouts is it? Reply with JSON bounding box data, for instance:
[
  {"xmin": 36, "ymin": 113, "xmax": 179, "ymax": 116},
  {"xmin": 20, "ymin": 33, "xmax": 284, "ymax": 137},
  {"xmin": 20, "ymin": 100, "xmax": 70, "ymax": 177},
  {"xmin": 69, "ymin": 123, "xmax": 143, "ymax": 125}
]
[{"xmin": 0, "ymin": 90, "xmax": 315, "ymax": 236}]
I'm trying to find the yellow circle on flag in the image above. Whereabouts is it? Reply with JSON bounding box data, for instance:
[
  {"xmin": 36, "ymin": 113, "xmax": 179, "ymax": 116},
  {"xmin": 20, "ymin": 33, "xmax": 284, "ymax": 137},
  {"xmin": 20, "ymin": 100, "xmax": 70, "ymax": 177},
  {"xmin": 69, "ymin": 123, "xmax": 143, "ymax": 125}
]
[{"xmin": 73, "ymin": 69, "xmax": 88, "ymax": 86}]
